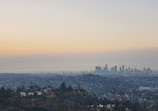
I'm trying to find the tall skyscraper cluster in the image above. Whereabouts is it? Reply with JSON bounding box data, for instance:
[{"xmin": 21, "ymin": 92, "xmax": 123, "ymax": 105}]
[{"xmin": 94, "ymin": 65, "xmax": 152, "ymax": 75}]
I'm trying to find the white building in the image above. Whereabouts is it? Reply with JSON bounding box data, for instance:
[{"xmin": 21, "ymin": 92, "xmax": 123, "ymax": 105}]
[
  {"xmin": 20, "ymin": 92, "xmax": 27, "ymax": 97},
  {"xmin": 36, "ymin": 91, "xmax": 42, "ymax": 96},
  {"xmin": 28, "ymin": 92, "xmax": 34, "ymax": 96},
  {"xmin": 90, "ymin": 105, "xmax": 94, "ymax": 107},
  {"xmin": 43, "ymin": 89, "xmax": 48, "ymax": 93},
  {"xmin": 98, "ymin": 104, "xmax": 103, "ymax": 108}
]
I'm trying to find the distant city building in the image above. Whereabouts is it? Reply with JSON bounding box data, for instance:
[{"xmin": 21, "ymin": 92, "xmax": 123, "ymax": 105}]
[
  {"xmin": 128, "ymin": 67, "xmax": 131, "ymax": 73},
  {"xmin": 95, "ymin": 66, "xmax": 102, "ymax": 73},
  {"xmin": 110, "ymin": 67, "xmax": 115, "ymax": 72},
  {"xmin": 143, "ymin": 67, "xmax": 152, "ymax": 74},
  {"xmin": 114, "ymin": 66, "xmax": 117, "ymax": 72},
  {"xmin": 94, "ymin": 65, "xmax": 152, "ymax": 75},
  {"xmin": 103, "ymin": 64, "xmax": 108, "ymax": 72},
  {"xmin": 119, "ymin": 67, "xmax": 122, "ymax": 72},
  {"xmin": 122, "ymin": 65, "xmax": 125, "ymax": 72}
]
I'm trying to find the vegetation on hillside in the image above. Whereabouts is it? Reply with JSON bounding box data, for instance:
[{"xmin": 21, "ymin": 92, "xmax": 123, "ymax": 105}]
[{"xmin": 0, "ymin": 82, "xmax": 155, "ymax": 111}]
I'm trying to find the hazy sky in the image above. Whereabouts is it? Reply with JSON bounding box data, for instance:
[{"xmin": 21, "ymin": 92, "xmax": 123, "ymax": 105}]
[{"xmin": 0, "ymin": 0, "xmax": 158, "ymax": 72}]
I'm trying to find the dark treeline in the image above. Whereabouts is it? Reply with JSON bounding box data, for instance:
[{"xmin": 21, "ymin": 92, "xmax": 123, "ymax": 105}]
[{"xmin": 0, "ymin": 82, "xmax": 156, "ymax": 111}]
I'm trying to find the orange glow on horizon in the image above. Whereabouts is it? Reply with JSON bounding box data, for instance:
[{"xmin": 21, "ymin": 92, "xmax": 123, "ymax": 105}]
[{"xmin": 0, "ymin": 0, "xmax": 158, "ymax": 57}]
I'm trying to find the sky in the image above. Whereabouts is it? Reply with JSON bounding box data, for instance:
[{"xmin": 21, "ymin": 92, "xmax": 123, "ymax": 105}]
[{"xmin": 0, "ymin": 0, "xmax": 158, "ymax": 73}]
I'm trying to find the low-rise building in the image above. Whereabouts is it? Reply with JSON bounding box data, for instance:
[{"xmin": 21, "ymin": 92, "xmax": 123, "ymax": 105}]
[
  {"xmin": 20, "ymin": 92, "xmax": 27, "ymax": 97},
  {"xmin": 98, "ymin": 104, "xmax": 103, "ymax": 108},
  {"xmin": 28, "ymin": 92, "xmax": 34, "ymax": 96},
  {"xmin": 36, "ymin": 91, "xmax": 42, "ymax": 96}
]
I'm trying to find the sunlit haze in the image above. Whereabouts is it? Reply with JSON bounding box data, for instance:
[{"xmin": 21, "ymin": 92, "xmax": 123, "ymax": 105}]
[{"xmin": 0, "ymin": 0, "xmax": 158, "ymax": 72}]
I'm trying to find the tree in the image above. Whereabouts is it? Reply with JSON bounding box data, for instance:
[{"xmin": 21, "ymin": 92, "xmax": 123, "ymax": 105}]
[
  {"xmin": 68, "ymin": 85, "xmax": 73, "ymax": 91},
  {"xmin": 60, "ymin": 82, "xmax": 67, "ymax": 91}
]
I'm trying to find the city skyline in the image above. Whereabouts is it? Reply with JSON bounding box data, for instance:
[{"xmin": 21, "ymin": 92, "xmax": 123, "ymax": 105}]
[
  {"xmin": 94, "ymin": 64, "xmax": 152, "ymax": 75},
  {"xmin": 0, "ymin": 49, "xmax": 158, "ymax": 73}
]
